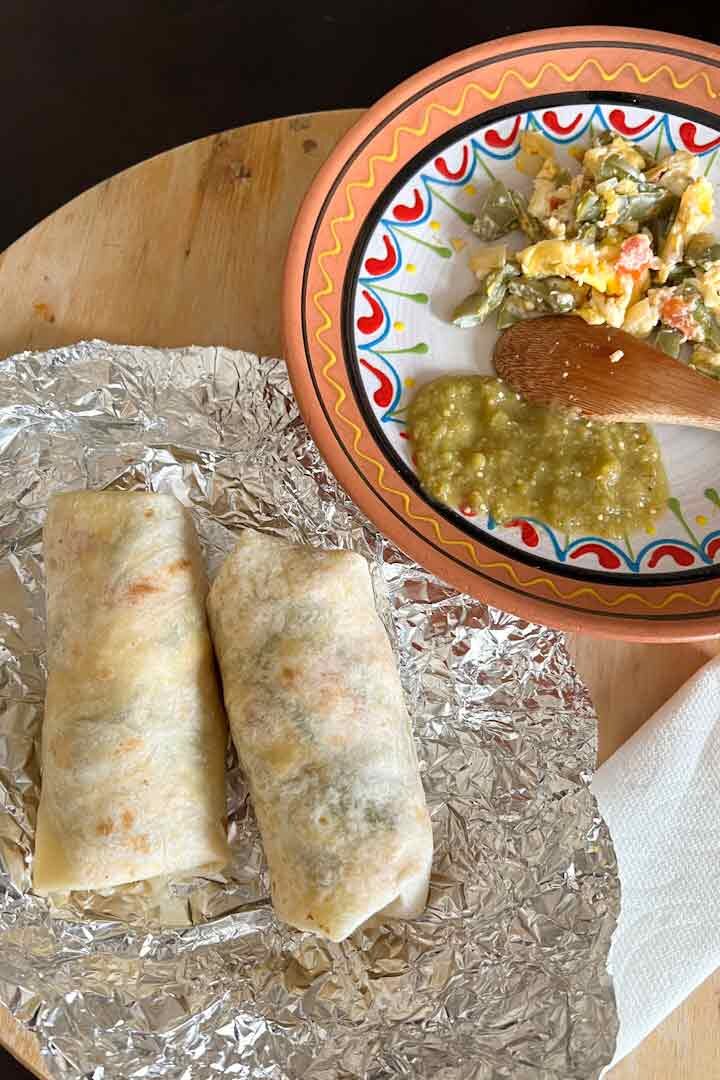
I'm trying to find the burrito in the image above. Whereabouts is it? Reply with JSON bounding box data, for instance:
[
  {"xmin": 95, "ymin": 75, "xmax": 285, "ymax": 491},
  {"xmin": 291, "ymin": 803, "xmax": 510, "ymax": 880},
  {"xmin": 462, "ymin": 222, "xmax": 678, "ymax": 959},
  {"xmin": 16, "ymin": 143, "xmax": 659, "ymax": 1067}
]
[
  {"xmin": 207, "ymin": 531, "xmax": 433, "ymax": 941},
  {"xmin": 33, "ymin": 492, "xmax": 229, "ymax": 894}
]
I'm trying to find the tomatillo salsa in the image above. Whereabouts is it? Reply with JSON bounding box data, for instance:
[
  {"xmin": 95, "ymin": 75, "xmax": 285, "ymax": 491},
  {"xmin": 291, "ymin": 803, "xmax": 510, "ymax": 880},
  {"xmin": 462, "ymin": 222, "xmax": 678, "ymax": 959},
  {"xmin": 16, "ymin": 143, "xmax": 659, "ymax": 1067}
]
[{"xmin": 407, "ymin": 375, "xmax": 667, "ymax": 539}]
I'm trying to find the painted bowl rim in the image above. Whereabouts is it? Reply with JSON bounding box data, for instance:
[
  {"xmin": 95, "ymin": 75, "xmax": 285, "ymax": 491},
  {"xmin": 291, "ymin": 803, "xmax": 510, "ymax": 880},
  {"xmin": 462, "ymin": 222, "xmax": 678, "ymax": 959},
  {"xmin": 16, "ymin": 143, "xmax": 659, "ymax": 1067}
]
[{"xmin": 282, "ymin": 26, "xmax": 720, "ymax": 641}]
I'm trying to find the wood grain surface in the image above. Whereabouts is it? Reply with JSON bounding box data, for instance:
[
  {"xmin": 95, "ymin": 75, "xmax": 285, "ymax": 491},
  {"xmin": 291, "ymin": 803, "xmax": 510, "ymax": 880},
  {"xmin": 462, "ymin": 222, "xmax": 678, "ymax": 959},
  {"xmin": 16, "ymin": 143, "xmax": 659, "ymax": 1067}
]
[{"xmin": 0, "ymin": 108, "xmax": 718, "ymax": 1080}]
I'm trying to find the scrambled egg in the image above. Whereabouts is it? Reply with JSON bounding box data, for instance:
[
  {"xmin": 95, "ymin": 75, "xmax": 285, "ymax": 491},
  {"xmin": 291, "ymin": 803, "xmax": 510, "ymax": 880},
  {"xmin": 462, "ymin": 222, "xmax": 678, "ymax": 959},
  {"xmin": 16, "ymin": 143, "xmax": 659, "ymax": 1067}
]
[
  {"xmin": 657, "ymin": 177, "xmax": 714, "ymax": 283},
  {"xmin": 528, "ymin": 178, "xmax": 556, "ymax": 220},
  {"xmin": 515, "ymin": 131, "xmax": 556, "ymax": 177},
  {"xmin": 579, "ymin": 274, "xmax": 636, "ymax": 328},
  {"xmin": 456, "ymin": 131, "xmax": 720, "ymax": 373},
  {"xmin": 622, "ymin": 290, "xmax": 667, "ymax": 337},
  {"xmin": 518, "ymin": 239, "xmax": 619, "ymax": 293},
  {"xmin": 645, "ymin": 150, "xmax": 701, "ymax": 195}
]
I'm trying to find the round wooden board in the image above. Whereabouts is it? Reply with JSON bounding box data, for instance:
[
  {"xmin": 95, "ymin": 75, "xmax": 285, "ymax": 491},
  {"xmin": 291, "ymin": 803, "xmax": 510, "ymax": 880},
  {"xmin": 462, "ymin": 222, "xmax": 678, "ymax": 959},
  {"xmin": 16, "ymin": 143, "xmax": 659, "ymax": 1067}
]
[{"xmin": 0, "ymin": 109, "xmax": 718, "ymax": 1080}]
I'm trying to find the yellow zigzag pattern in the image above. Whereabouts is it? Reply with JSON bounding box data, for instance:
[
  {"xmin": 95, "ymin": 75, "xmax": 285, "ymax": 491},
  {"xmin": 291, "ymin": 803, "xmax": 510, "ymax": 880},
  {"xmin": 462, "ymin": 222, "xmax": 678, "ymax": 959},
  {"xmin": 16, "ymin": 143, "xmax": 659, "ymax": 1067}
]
[{"xmin": 311, "ymin": 54, "xmax": 720, "ymax": 612}]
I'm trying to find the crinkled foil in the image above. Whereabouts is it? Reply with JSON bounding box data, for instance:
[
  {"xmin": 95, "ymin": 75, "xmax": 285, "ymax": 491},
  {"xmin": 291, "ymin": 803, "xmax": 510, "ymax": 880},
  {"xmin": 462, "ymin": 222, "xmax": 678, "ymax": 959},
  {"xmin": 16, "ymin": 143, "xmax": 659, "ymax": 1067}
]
[{"xmin": 0, "ymin": 341, "xmax": 619, "ymax": 1079}]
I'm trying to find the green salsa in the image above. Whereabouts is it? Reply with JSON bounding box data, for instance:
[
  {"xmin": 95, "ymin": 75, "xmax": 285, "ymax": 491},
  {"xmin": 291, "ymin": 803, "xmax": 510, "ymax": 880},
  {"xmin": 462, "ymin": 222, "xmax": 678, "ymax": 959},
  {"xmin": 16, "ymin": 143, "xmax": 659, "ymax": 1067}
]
[{"xmin": 407, "ymin": 375, "xmax": 668, "ymax": 539}]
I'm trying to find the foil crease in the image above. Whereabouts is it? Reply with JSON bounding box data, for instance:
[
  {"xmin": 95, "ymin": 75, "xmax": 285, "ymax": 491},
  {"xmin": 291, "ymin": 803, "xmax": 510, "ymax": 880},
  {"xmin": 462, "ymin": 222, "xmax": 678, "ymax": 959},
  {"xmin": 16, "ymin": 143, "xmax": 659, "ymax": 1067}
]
[{"xmin": 0, "ymin": 341, "xmax": 619, "ymax": 1079}]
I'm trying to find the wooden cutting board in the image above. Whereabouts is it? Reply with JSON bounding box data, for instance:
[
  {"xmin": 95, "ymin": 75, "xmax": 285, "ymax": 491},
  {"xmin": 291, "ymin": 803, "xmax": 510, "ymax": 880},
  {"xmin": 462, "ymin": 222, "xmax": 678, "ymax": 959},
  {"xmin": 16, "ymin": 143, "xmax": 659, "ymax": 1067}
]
[{"xmin": 0, "ymin": 109, "xmax": 718, "ymax": 1080}]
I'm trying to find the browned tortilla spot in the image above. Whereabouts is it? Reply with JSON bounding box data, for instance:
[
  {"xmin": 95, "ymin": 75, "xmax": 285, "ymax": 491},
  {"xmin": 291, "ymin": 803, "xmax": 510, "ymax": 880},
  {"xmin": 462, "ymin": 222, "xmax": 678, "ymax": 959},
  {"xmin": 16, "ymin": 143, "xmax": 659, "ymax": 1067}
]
[
  {"xmin": 121, "ymin": 809, "xmax": 134, "ymax": 830},
  {"xmin": 167, "ymin": 557, "xmax": 192, "ymax": 574},
  {"xmin": 143, "ymin": 508, "xmax": 154, "ymax": 518},
  {"xmin": 130, "ymin": 833, "xmax": 150, "ymax": 853},
  {"xmin": 125, "ymin": 578, "xmax": 161, "ymax": 602},
  {"xmin": 280, "ymin": 666, "xmax": 299, "ymax": 687},
  {"xmin": 97, "ymin": 818, "xmax": 113, "ymax": 836},
  {"xmin": 113, "ymin": 737, "xmax": 143, "ymax": 756}
]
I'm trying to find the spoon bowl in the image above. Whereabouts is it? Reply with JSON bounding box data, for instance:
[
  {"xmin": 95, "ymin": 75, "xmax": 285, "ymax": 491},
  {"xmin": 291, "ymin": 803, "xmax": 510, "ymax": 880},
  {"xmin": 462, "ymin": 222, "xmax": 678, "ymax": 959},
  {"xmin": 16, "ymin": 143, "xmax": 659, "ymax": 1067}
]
[{"xmin": 493, "ymin": 316, "xmax": 720, "ymax": 431}]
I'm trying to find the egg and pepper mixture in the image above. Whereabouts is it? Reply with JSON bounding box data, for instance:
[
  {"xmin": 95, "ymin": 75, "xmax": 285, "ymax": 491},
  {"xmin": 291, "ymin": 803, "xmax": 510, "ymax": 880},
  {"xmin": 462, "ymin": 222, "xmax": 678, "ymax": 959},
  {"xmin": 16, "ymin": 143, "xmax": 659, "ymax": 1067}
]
[{"xmin": 409, "ymin": 130, "xmax": 720, "ymax": 539}]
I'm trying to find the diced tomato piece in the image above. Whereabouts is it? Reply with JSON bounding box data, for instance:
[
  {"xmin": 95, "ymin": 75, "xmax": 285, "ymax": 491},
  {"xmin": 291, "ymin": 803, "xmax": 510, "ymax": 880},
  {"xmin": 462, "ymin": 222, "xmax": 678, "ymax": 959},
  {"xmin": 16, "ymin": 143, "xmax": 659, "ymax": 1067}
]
[
  {"xmin": 617, "ymin": 234, "xmax": 653, "ymax": 276},
  {"xmin": 660, "ymin": 295, "xmax": 697, "ymax": 340},
  {"xmin": 549, "ymin": 196, "xmax": 563, "ymax": 211}
]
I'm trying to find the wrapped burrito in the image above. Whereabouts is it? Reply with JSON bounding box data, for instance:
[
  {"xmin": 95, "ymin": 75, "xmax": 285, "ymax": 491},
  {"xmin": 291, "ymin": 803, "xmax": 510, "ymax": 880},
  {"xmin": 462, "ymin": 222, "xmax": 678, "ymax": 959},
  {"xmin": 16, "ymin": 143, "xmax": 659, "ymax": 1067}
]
[
  {"xmin": 33, "ymin": 492, "xmax": 229, "ymax": 894},
  {"xmin": 207, "ymin": 531, "xmax": 433, "ymax": 941}
]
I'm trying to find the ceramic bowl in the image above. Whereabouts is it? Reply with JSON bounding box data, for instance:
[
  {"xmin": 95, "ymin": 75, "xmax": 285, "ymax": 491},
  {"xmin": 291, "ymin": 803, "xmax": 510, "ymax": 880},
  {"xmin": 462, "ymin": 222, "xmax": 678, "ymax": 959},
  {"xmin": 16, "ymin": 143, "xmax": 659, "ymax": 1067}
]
[{"xmin": 283, "ymin": 27, "xmax": 720, "ymax": 639}]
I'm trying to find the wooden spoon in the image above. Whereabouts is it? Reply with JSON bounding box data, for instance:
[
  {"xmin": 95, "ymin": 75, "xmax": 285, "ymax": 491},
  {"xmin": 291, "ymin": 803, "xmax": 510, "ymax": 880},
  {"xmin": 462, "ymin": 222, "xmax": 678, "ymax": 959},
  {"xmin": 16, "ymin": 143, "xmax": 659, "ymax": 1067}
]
[{"xmin": 493, "ymin": 315, "xmax": 720, "ymax": 430}]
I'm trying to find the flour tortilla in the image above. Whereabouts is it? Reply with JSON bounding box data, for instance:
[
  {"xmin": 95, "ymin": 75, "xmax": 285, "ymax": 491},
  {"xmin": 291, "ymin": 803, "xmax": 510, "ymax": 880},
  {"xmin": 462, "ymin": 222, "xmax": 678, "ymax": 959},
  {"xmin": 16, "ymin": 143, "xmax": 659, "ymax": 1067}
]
[
  {"xmin": 33, "ymin": 492, "xmax": 229, "ymax": 894},
  {"xmin": 207, "ymin": 531, "xmax": 433, "ymax": 942}
]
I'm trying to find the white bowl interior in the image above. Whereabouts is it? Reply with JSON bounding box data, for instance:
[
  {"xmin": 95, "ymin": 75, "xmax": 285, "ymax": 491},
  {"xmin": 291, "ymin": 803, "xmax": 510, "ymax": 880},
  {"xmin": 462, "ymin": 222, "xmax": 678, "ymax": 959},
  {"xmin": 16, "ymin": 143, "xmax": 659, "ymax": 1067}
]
[{"xmin": 351, "ymin": 101, "xmax": 720, "ymax": 578}]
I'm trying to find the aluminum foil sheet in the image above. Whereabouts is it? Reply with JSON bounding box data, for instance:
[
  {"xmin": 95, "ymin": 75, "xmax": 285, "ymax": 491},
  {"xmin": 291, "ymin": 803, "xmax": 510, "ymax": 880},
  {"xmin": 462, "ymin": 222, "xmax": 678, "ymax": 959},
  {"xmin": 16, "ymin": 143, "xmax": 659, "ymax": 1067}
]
[{"xmin": 0, "ymin": 341, "xmax": 619, "ymax": 1079}]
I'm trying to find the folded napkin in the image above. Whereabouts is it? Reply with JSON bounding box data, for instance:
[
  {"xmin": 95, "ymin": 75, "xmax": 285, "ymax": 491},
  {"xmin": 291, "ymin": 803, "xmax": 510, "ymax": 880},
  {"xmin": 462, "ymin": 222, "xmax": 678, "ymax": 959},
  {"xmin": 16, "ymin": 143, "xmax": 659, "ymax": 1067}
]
[{"xmin": 591, "ymin": 655, "xmax": 720, "ymax": 1069}]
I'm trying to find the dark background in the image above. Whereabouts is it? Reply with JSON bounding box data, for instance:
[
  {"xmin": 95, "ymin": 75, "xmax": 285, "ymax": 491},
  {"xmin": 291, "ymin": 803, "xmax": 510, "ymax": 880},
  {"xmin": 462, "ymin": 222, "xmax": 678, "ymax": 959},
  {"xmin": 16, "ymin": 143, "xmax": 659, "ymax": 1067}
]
[
  {"xmin": 2, "ymin": 3, "xmax": 719, "ymax": 1078},
  {"xmin": 2, "ymin": 1, "xmax": 720, "ymax": 255}
]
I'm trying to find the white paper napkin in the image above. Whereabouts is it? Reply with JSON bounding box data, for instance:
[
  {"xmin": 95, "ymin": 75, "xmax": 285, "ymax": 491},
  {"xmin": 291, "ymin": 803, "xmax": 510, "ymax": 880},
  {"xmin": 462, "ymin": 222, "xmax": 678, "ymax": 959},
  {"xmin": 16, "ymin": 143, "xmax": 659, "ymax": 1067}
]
[{"xmin": 591, "ymin": 655, "xmax": 720, "ymax": 1069}]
